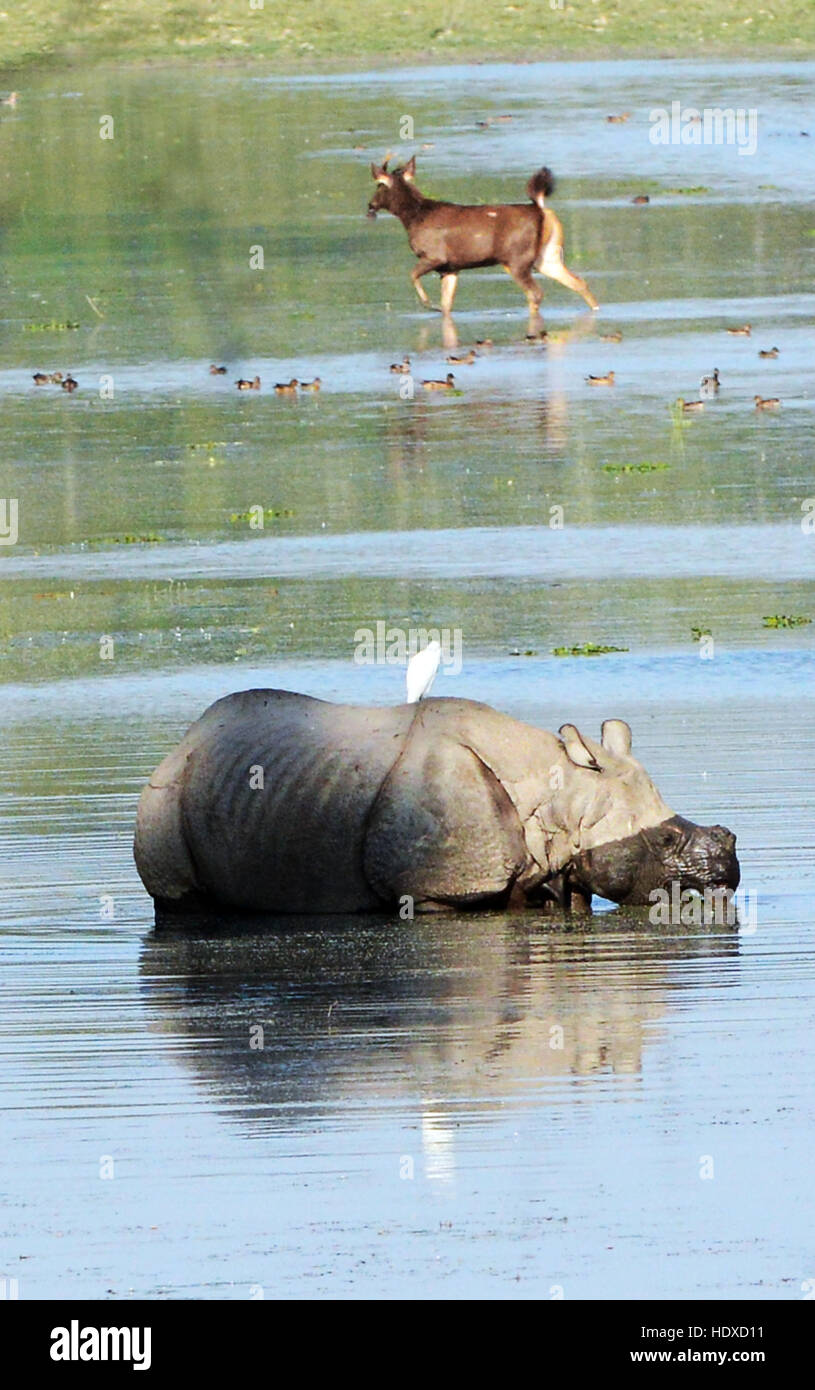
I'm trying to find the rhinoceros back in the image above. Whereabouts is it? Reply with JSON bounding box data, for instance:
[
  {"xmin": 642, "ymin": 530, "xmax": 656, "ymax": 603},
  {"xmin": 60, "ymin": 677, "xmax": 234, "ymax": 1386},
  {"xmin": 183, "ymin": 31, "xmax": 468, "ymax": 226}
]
[
  {"xmin": 137, "ymin": 689, "xmax": 421, "ymax": 912},
  {"xmin": 134, "ymin": 689, "xmax": 564, "ymax": 914}
]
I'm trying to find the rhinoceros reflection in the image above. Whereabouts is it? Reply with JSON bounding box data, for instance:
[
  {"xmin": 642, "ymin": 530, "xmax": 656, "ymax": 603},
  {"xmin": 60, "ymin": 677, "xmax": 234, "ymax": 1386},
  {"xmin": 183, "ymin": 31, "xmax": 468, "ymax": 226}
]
[{"xmin": 139, "ymin": 911, "xmax": 739, "ymax": 1151}]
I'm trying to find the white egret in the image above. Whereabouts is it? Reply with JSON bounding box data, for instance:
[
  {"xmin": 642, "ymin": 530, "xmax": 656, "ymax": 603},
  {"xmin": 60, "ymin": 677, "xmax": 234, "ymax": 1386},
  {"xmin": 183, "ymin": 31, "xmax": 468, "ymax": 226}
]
[{"xmin": 406, "ymin": 640, "xmax": 441, "ymax": 704}]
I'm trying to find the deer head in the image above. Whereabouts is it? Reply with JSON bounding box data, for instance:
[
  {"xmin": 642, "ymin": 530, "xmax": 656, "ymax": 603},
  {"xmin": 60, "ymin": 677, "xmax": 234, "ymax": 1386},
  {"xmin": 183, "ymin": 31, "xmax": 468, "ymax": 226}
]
[{"xmin": 366, "ymin": 154, "xmax": 418, "ymax": 218}]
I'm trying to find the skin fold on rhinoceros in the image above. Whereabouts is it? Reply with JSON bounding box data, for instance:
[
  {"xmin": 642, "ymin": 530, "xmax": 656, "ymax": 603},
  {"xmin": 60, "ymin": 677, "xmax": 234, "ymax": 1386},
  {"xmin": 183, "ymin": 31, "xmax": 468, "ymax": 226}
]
[{"xmin": 133, "ymin": 690, "xmax": 740, "ymax": 916}]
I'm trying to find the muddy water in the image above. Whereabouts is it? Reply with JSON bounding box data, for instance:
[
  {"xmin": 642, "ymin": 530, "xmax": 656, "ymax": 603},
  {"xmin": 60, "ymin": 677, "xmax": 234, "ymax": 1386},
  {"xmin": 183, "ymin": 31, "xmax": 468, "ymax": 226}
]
[{"xmin": 0, "ymin": 59, "xmax": 813, "ymax": 1300}]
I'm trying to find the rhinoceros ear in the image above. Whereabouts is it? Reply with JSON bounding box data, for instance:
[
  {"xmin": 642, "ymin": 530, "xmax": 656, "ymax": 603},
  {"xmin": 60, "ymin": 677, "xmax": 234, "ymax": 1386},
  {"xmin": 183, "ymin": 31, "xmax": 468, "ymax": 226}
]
[
  {"xmin": 601, "ymin": 719, "xmax": 632, "ymax": 758},
  {"xmin": 559, "ymin": 724, "xmax": 602, "ymax": 772}
]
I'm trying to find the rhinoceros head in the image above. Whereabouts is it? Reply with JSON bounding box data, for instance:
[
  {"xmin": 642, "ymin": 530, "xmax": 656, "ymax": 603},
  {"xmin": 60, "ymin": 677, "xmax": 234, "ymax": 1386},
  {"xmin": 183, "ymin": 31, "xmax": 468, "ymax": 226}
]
[{"xmin": 547, "ymin": 719, "xmax": 740, "ymax": 907}]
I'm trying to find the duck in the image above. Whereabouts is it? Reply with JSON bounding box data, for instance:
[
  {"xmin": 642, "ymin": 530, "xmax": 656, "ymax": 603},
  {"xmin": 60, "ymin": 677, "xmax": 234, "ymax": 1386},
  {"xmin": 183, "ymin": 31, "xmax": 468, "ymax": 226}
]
[
  {"xmin": 300, "ymin": 377, "xmax": 321, "ymax": 391},
  {"xmin": 727, "ymin": 324, "xmax": 751, "ymax": 336},
  {"xmin": 209, "ymin": 364, "xmax": 227, "ymax": 375},
  {"xmin": 601, "ymin": 331, "xmax": 623, "ymax": 343},
  {"xmin": 389, "ymin": 357, "xmax": 410, "ymax": 374},
  {"xmin": 606, "ymin": 113, "xmax": 630, "ymax": 124},
  {"xmin": 273, "ymin": 378, "xmax": 298, "ymax": 394},
  {"xmin": 700, "ymin": 368, "xmax": 720, "ymax": 396},
  {"xmin": 677, "ymin": 397, "xmax": 704, "ymax": 413},
  {"xmin": 475, "ymin": 339, "xmax": 493, "ymax": 348},
  {"xmin": 32, "ymin": 372, "xmax": 50, "ymax": 385},
  {"xmin": 754, "ymin": 395, "xmax": 780, "ymax": 410},
  {"xmin": 48, "ymin": 372, "xmax": 63, "ymax": 383},
  {"xmin": 236, "ymin": 376, "xmax": 261, "ymax": 390},
  {"xmin": 631, "ymin": 194, "xmax": 650, "ymax": 205},
  {"xmin": 586, "ymin": 371, "xmax": 615, "ymax": 386},
  {"xmin": 61, "ymin": 375, "xmax": 78, "ymax": 392},
  {"xmin": 421, "ymin": 373, "xmax": 456, "ymax": 391},
  {"xmin": 446, "ymin": 350, "xmax": 476, "ymax": 365},
  {"xmin": 758, "ymin": 347, "xmax": 779, "ymax": 359}
]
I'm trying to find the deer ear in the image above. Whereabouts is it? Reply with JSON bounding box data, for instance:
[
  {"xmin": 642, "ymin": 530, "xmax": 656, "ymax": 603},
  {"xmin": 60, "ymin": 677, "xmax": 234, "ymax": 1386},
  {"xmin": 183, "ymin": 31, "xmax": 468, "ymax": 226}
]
[
  {"xmin": 402, "ymin": 155, "xmax": 417, "ymax": 182},
  {"xmin": 559, "ymin": 724, "xmax": 602, "ymax": 772},
  {"xmin": 601, "ymin": 719, "xmax": 632, "ymax": 757}
]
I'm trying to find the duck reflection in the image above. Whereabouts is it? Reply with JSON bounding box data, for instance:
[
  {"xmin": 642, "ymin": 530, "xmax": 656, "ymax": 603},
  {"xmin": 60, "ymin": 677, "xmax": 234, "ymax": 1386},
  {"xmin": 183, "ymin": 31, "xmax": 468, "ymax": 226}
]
[{"xmin": 140, "ymin": 910, "xmax": 738, "ymax": 1148}]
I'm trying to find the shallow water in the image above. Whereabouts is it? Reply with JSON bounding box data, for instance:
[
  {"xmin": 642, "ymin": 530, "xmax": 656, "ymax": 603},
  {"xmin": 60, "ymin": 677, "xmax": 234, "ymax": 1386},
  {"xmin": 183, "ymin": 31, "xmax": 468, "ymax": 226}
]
[{"xmin": 0, "ymin": 57, "xmax": 813, "ymax": 1300}]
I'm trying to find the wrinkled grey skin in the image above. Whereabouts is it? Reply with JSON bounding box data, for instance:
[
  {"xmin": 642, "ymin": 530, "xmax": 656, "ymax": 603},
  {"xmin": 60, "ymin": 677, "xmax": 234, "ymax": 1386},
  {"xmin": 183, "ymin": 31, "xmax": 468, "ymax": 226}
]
[{"xmin": 134, "ymin": 690, "xmax": 739, "ymax": 916}]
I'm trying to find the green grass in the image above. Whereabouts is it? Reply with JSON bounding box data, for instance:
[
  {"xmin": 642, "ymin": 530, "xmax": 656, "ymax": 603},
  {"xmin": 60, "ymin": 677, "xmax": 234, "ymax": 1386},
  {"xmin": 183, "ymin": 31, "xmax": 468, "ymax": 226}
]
[{"xmin": 1, "ymin": 0, "xmax": 814, "ymax": 75}]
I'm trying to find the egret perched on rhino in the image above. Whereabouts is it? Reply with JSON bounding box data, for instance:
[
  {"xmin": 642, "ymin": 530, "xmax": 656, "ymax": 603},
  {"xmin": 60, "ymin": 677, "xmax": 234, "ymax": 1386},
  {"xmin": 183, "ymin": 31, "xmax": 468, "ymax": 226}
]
[{"xmin": 134, "ymin": 690, "xmax": 739, "ymax": 917}]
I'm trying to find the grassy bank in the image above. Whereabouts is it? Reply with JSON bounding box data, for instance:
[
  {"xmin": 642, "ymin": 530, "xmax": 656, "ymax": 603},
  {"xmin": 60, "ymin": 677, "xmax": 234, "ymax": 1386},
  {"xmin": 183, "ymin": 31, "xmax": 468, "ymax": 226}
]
[{"xmin": 1, "ymin": 0, "xmax": 814, "ymax": 76}]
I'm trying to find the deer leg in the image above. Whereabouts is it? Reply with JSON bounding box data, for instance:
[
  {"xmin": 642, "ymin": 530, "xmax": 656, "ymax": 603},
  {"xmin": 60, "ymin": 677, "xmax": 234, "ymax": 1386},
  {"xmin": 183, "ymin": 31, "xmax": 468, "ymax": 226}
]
[
  {"xmin": 540, "ymin": 245, "xmax": 600, "ymax": 311},
  {"xmin": 506, "ymin": 264, "xmax": 544, "ymax": 330},
  {"xmin": 410, "ymin": 258, "xmax": 441, "ymax": 309},
  {"xmin": 439, "ymin": 272, "xmax": 458, "ymax": 315}
]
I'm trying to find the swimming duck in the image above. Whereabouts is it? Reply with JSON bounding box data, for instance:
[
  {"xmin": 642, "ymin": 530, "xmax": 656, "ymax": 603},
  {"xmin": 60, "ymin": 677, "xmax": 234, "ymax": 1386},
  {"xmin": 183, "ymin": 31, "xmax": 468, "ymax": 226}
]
[
  {"xmin": 300, "ymin": 377, "xmax": 321, "ymax": 391},
  {"xmin": 758, "ymin": 347, "xmax": 779, "ymax": 359},
  {"xmin": 273, "ymin": 378, "xmax": 298, "ymax": 394},
  {"xmin": 236, "ymin": 376, "xmax": 261, "ymax": 390},
  {"xmin": 32, "ymin": 372, "xmax": 50, "ymax": 385},
  {"xmin": 677, "ymin": 397, "xmax": 704, "ymax": 413},
  {"xmin": 446, "ymin": 350, "xmax": 476, "ymax": 365},
  {"xmin": 48, "ymin": 372, "xmax": 64, "ymax": 383},
  {"xmin": 631, "ymin": 194, "xmax": 650, "ymax": 204},
  {"xmin": 61, "ymin": 375, "xmax": 78, "ymax": 392},
  {"xmin": 389, "ymin": 357, "xmax": 410, "ymax": 374},
  {"xmin": 586, "ymin": 371, "xmax": 615, "ymax": 386},
  {"xmin": 421, "ymin": 373, "xmax": 455, "ymax": 391},
  {"xmin": 209, "ymin": 364, "xmax": 227, "ymax": 375},
  {"xmin": 601, "ymin": 331, "xmax": 623, "ymax": 343},
  {"xmin": 700, "ymin": 368, "xmax": 720, "ymax": 396},
  {"xmin": 474, "ymin": 339, "xmax": 493, "ymax": 348},
  {"xmin": 754, "ymin": 395, "xmax": 780, "ymax": 410},
  {"xmin": 606, "ymin": 113, "xmax": 630, "ymax": 124},
  {"xmin": 727, "ymin": 324, "xmax": 751, "ymax": 336}
]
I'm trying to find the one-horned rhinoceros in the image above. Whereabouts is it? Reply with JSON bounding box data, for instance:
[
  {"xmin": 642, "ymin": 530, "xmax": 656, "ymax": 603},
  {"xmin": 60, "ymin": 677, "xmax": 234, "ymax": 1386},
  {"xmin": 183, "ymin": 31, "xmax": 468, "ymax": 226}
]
[{"xmin": 134, "ymin": 690, "xmax": 739, "ymax": 916}]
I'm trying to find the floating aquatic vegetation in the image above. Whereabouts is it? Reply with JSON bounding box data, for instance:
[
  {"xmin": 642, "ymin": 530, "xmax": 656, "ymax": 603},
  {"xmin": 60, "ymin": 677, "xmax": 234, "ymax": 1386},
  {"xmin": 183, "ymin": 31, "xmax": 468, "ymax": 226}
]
[
  {"xmin": 228, "ymin": 508, "xmax": 294, "ymax": 523},
  {"xmin": 602, "ymin": 462, "xmax": 670, "ymax": 473},
  {"xmin": 551, "ymin": 643, "xmax": 629, "ymax": 657},
  {"xmin": 88, "ymin": 533, "xmax": 164, "ymax": 546},
  {"xmin": 23, "ymin": 320, "xmax": 80, "ymax": 332},
  {"xmin": 762, "ymin": 614, "xmax": 811, "ymax": 628},
  {"xmin": 691, "ymin": 626, "xmax": 712, "ymax": 641}
]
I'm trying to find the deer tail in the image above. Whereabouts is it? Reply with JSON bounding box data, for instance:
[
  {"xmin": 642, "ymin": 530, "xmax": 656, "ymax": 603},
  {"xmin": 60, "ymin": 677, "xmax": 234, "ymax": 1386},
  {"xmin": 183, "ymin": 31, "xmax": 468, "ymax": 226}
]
[
  {"xmin": 528, "ymin": 168, "xmax": 555, "ymax": 269},
  {"xmin": 527, "ymin": 166, "xmax": 556, "ymax": 211}
]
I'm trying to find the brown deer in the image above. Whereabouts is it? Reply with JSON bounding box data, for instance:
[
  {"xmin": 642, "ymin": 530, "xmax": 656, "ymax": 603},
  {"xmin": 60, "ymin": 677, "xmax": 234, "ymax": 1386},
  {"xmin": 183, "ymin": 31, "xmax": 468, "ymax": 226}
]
[{"xmin": 367, "ymin": 155, "xmax": 599, "ymax": 324}]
